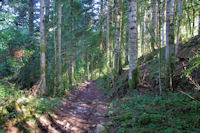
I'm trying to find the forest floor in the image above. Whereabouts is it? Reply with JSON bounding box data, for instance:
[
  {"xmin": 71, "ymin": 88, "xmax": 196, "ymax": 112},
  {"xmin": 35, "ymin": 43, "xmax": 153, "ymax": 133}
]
[{"xmin": 35, "ymin": 80, "xmax": 111, "ymax": 133}]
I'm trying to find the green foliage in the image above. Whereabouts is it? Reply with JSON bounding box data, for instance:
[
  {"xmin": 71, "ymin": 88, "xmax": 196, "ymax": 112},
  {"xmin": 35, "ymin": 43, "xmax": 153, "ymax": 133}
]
[
  {"xmin": 109, "ymin": 91, "xmax": 200, "ymax": 133},
  {"xmin": 181, "ymin": 54, "xmax": 200, "ymax": 79},
  {"xmin": 0, "ymin": 83, "xmax": 59, "ymax": 129}
]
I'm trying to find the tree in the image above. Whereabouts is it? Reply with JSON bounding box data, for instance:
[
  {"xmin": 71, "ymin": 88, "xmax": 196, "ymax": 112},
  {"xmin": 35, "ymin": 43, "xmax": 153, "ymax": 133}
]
[
  {"xmin": 106, "ymin": 0, "xmax": 111, "ymax": 68},
  {"xmin": 58, "ymin": 0, "xmax": 62, "ymax": 90},
  {"xmin": 40, "ymin": 0, "xmax": 47, "ymax": 95},
  {"xmin": 128, "ymin": 0, "xmax": 139, "ymax": 89},
  {"xmin": 99, "ymin": 0, "xmax": 104, "ymax": 75},
  {"xmin": 69, "ymin": 0, "xmax": 74, "ymax": 88},
  {"xmin": 150, "ymin": 0, "xmax": 156, "ymax": 52},
  {"xmin": 165, "ymin": 0, "xmax": 175, "ymax": 91},
  {"xmin": 115, "ymin": 0, "xmax": 123, "ymax": 75},
  {"xmin": 175, "ymin": 0, "xmax": 183, "ymax": 55},
  {"xmin": 29, "ymin": 0, "xmax": 34, "ymax": 36},
  {"xmin": 165, "ymin": 0, "xmax": 175, "ymax": 63}
]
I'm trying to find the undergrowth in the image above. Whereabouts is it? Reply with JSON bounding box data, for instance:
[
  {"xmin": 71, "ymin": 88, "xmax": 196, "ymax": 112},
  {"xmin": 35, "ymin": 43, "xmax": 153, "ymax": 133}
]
[
  {"xmin": 0, "ymin": 82, "xmax": 60, "ymax": 132},
  {"xmin": 108, "ymin": 90, "xmax": 200, "ymax": 133}
]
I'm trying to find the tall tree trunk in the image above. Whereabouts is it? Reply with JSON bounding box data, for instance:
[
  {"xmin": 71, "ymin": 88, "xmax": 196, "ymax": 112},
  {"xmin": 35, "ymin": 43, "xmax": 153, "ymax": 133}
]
[
  {"xmin": 45, "ymin": 0, "xmax": 50, "ymax": 92},
  {"xmin": 53, "ymin": 0, "xmax": 57, "ymax": 96},
  {"xmin": 162, "ymin": 0, "xmax": 166, "ymax": 47},
  {"xmin": 150, "ymin": 0, "xmax": 156, "ymax": 52},
  {"xmin": 143, "ymin": 10, "xmax": 147, "ymax": 54},
  {"xmin": 165, "ymin": 0, "xmax": 175, "ymax": 64},
  {"xmin": 58, "ymin": 0, "xmax": 62, "ymax": 90},
  {"xmin": 69, "ymin": 0, "xmax": 74, "ymax": 88},
  {"xmin": 99, "ymin": 0, "xmax": 104, "ymax": 76},
  {"xmin": 158, "ymin": 0, "xmax": 162, "ymax": 95},
  {"xmin": 29, "ymin": 0, "xmax": 34, "ymax": 36},
  {"xmin": 106, "ymin": 0, "xmax": 110, "ymax": 68},
  {"xmin": 115, "ymin": 0, "xmax": 122, "ymax": 75},
  {"xmin": 40, "ymin": 0, "xmax": 47, "ymax": 95},
  {"xmin": 128, "ymin": 0, "xmax": 139, "ymax": 89},
  {"xmin": 166, "ymin": 0, "xmax": 175, "ymax": 91},
  {"xmin": 175, "ymin": 0, "xmax": 183, "ymax": 55},
  {"xmin": 125, "ymin": 16, "xmax": 129, "ymax": 65}
]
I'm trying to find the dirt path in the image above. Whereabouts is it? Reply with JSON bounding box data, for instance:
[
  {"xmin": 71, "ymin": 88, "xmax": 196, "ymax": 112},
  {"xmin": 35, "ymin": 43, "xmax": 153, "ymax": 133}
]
[{"xmin": 38, "ymin": 80, "xmax": 110, "ymax": 133}]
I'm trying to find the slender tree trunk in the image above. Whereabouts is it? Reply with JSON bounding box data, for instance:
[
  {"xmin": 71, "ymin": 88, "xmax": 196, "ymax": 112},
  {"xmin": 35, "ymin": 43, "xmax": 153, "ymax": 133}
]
[
  {"xmin": 29, "ymin": 0, "xmax": 34, "ymax": 36},
  {"xmin": 45, "ymin": 0, "xmax": 50, "ymax": 92},
  {"xmin": 128, "ymin": 0, "xmax": 138, "ymax": 89},
  {"xmin": 158, "ymin": 0, "xmax": 162, "ymax": 95},
  {"xmin": 53, "ymin": 0, "xmax": 57, "ymax": 96},
  {"xmin": 40, "ymin": 0, "xmax": 47, "ymax": 95},
  {"xmin": 58, "ymin": 0, "xmax": 62, "ymax": 90},
  {"xmin": 106, "ymin": 0, "xmax": 110, "ymax": 68},
  {"xmin": 99, "ymin": 0, "xmax": 104, "ymax": 76},
  {"xmin": 125, "ymin": 17, "xmax": 129, "ymax": 65},
  {"xmin": 162, "ymin": 0, "xmax": 166, "ymax": 47},
  {"xmin": 115, "ymin": 0, "xmax": 122, "ymax": 75},
  {"xmin": 165, "ymin": 0, "xmax": 175, "ymax": 64},
  {"xmin": 143, "ymin": 10, "xmax": 147, "ymax": 54},
  {"xmin": 175, "ymin": 0, "xmax": 183, "ymax": 55},
  {"xmin": 150, "ymin": 0, "xmax": 156, "ymax": 52},
  {"xmin": 166, "ymin": 0, "xmax": 175, "ymax": 91},
  {"xmin": 87, "ymin": 53, "xmax": 90, "ymax": 80},
  {"xmin": 69, "ymin": 0, "xmax": 74, "ymax": 88}
]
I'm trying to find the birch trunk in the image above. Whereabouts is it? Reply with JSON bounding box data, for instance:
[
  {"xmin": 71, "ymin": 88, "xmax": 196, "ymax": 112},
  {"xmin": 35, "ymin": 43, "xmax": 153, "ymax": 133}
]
[
  {"xmin": 40, "ymin": 0, "xmax": 47, "ymax": 95},
  {"xmin": 175, "ymin": 0, "xmax": 183, "ymax": 55},
  {"xmin": 58, "ymin": 0, "xmax": 62, "ymax": 90},
  {"xmin": 128, "ymin": 0, "xmax": 139, "ymax": 89}
]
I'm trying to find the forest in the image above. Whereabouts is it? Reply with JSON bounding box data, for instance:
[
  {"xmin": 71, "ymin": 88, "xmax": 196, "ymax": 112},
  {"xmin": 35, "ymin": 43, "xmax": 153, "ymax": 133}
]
[{"xmin": 0, "ymin": 0, "xmax": 200, "ymax": 132}]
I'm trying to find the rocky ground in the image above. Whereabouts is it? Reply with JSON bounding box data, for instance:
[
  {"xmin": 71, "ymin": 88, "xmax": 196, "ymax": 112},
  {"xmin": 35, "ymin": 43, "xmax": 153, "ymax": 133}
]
[{"xmin": 35, "ymin": 80, "xmax": 112, "ymax": 133}]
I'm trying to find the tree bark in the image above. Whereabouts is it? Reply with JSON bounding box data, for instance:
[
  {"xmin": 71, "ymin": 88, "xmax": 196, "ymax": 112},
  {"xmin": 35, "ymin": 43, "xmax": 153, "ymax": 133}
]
[
  {"xmin": 150, "ymin": 0, "xmax": 156, "ymax": 52},
  {"xmin": 162, "ymin": 0, "xmax": 166, "ymax": 47},
  {"xmin": 106, "ymin": 0, "xmax": 110, "ymax": 68},
  {"xmin": 58, "ymin": 0, "xmax": 62, "ymax": 90},
  {"xmin": 99, "ymin": 0, "xmax": 104, "ymax": 76},
  {"xmin": 175, "ymin": 0, "xmax": 183, "ymax": 55},
  {"xmin": 53, "ymin": 0, "xmax": 57, "ymax": 96},
  {"xmin": 40, "ymin": 0, "xmax": 47, "ymax": 95},
  {"xmin": 115, "ymin": 0, "xmax": 122, "ymax": 75},
  {"xmin": 69, "ymin": 0, "xmax": 74, "ymax": 88},
  {"xmin": 29, "ymin": 0, "xmax": 34, "ymax": 36},
  {"xmin": 158, "ymin": 0, "xmax": 162, "ymax": 95},
  {"xmin": 128, "ymin": 0, "xmax": 138, "ymax": 82},
  {"xmin": 165, "ymin": 0, "xmax": 175, "ymax": 64}
]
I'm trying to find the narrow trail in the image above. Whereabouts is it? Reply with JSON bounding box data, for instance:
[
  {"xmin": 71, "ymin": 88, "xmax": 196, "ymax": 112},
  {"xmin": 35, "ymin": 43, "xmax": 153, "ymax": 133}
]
[{"xmin": 39, "ymin": 80, "xmax": 110, "ymax": 133}]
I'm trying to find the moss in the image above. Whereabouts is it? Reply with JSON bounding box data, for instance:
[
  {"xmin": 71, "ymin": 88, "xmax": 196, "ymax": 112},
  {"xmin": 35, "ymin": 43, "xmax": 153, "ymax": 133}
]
[
  {"xmin": 128, "ymin": 66, "xmax": 140, "ymax": 89},
  {"xmin": 40, "ymin": 44, "xmax": 46, "ymax": 53},
  {"xmin": 41, "ymin": 66, "xmax": 46, "ymax": 74}
]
